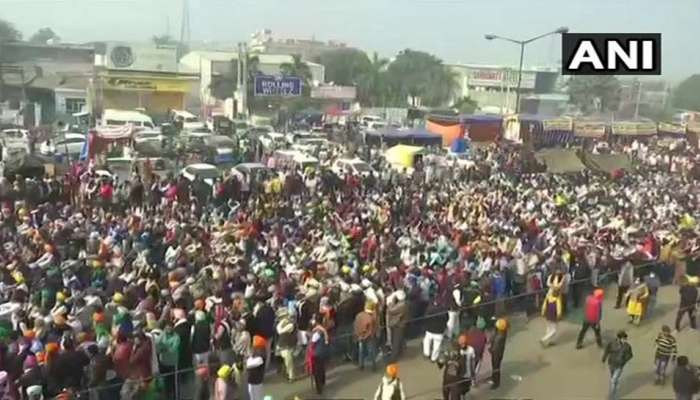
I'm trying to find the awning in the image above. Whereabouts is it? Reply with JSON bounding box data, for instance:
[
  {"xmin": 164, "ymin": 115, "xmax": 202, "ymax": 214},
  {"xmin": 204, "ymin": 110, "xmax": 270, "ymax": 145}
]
[
  {"xmin": 611, "ymin": 120, "xmax": 657, "ymax": 136},
  {"xmin": 574, "ymin": 120, "xmax": 607, "ymax": 138},
  {"xmin": 384, "ymin": 145, "xmax": 425, "ymax": 168}
]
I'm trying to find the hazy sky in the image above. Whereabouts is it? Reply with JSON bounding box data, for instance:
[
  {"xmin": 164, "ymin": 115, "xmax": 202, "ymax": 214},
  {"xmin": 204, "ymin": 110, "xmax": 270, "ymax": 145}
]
[{"xmin": 1, "ymin": 0, "xmax": 698, "ymax": 81}]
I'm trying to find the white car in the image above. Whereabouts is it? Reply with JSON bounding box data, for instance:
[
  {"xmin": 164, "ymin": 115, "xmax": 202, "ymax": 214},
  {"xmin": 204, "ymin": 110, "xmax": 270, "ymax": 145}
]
[
  {"xmin": 0, "ymin": 128, "xmax": 30, "ymax": 150},
  {"xmin": 331, "ymin": 158, "xmax": 374, "ymax": 179},
  {"xmin": 445, "ymin": 152, "xmax": 475, "ymax": 168},
  {"xmin": 258, "ymin": 132, "xmax": 286, "ymax": 149},
  {"xmin": 54, "ymin": 133, "xmax": 86, "ymax": 156},
  {"xmin": 181, "ymin": 163, "xmax": 219, "ymax": 185},
  {"xmin": 133, "ymin": 130, "xmax": 165, "ymax": 145}
]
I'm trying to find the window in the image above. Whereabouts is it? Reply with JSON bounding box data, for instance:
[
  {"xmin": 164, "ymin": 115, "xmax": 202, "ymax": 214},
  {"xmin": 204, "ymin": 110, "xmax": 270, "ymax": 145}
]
[{"xmin": 65, "ymin": 98, "xmax": 86, "ymax": 114}]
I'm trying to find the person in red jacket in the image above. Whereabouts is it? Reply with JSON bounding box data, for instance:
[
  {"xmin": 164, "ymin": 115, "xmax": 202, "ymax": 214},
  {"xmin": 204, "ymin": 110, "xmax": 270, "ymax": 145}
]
[{"xmin": 576, "ymin": 288, "xmax": 604, "ymax": 349}]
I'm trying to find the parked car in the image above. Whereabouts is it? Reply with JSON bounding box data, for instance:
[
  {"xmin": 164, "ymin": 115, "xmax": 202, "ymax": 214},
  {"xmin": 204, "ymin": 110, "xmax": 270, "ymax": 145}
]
[
  {"xmin": 331, "ymin": 158, "xmax": 374, "ymax": 179},
  {"xmin": 230, "ymin": 163, "xmax": 273, "ymax": 193},
  {"xmin": 170, "ymin": 110, "xmax": 205, "ymax": 131},
  {"xmin": 181, "ymin": 163, "xmax": 219, "ymax": 185},
  {"xmin": 54, "ymin": 133, "xmax": 86, "ymax": 157}
]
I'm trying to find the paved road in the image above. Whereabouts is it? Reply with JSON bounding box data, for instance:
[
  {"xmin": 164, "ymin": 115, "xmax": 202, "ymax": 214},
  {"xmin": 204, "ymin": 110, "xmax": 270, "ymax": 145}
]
[{"xmin": 261, "ymin": 284, "xmax": 700, "ymax": 400}]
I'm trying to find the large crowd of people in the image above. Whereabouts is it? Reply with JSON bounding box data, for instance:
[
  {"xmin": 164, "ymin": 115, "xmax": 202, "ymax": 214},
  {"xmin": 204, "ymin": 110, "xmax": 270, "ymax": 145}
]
[{"xmin": 0, "ymin": 133, "xmax": 698, "ymax": 400}]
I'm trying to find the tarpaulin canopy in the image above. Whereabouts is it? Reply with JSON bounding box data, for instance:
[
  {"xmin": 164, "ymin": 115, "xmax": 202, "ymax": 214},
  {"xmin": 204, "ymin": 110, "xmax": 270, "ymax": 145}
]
[
  {"xmin": 96, "ymin": 124, "xmax": 135, "ymax": 140},
  {"xmin": 574, "ymin": 120, "xmax": 607, "ymax": 138},
  {"xmin": 366, "ymin": 128, "xmax": 442, "ymax": 146},
  {"xmin": 384, "ymin": 144, "xmax": 425, "ymax": 168},
  {"xmin": 611, "ymin": 120, "xmax": 657, "ymax": 136},
  {"xmin": 450, "ymin": 138, "xmax": 470, "ymax": 153},
  {"xmin": 425, "ymin": 113, "xmax": 502, "ymax": 145},
  {"xmin": 581, "ymin": 152, "xmax": 632, "ymax": 174},
  {"xmin": 425, "ymin": 119, "xmax": 462, "ymax": 146},
  {"xmin": 518, "ymin": 114, "xmax": 574, "ymax": 149},
  {"xmin": 657, "ymin": 122, "xmax": 686, "ymax": 138},
  {"xmin": 534, "ymin": 148, "xmax": 586, "ymax": 173}
]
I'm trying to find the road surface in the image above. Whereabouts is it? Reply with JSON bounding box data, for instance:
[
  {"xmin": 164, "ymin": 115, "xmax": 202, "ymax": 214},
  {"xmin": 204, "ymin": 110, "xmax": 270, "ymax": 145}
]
[{"xmin": 261, "ymin": 284, "xmax": 699, "ymax": 400}]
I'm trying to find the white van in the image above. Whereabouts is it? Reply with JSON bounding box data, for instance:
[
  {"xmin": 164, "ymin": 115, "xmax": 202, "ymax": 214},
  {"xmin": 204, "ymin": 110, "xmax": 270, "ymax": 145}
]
[
  {"xmin": 170, "ymin": 109, "xmax": 204, "ymax": 130},
  {"xmin": 102, "ymin": 109, "xmax": 155, "ymax": 129},
  {"xmin": 273, "ymin": 150, "xmax": 319, "ymax": 172}
]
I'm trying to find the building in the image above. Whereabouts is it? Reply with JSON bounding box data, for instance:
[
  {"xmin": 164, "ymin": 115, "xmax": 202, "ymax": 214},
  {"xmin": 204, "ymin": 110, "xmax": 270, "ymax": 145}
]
[
  {"xmin": 0, "ymin": 42, "xmax": 94, "ymax": 125},
  {"xmin": 447, "ymin": 63, "xmax": 561, "ymax": 114},
  {"xmin": 93, "ymin": 42, "xmax": 198, "ymax": 121},
  {"xmin": 179, "ymin": 50, "xmax": 325, "ymax": 117},
  {"xmin": 617, "ymin": 78, "xmax": 670, "ymax": 118},
  {"xmin": 249, "ymin": 29, "xmax": 350, "ymax": 61}
]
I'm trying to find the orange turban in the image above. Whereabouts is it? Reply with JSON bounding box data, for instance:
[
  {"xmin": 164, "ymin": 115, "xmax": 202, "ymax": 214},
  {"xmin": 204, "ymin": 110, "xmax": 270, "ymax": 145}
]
[
  {"xmin": 253, "ymin": 335, "xmax": 267, "ymax": 349},
  {"xmin": 45, "ymin": 342, "xmax": 59, "ymax": 354},
  {"xmin": 386, "ymin": 363, "xmax": 399, "ymax": 378}
]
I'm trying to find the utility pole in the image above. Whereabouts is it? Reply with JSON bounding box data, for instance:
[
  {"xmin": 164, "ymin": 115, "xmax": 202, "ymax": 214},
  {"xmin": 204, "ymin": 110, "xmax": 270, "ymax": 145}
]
[
  {"xmin": 240, "ymin": 42, "xmax": 249, "ymax": 117},
  {"xmin": 633, "ymin": 80, "xmax": 643, "ymax": 120}
]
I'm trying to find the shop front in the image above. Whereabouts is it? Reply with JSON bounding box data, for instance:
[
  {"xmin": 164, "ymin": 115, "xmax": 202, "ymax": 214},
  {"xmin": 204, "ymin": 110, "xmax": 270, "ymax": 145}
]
[{"xmin": 99, "ymin": 72, "xmax": 195, "ymax": 119}]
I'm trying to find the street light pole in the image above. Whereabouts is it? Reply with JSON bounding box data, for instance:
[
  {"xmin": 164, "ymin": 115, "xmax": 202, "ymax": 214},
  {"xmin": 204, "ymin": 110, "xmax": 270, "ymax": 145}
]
[
  {"xmin": 515, "ymin": 42, "xmax": 525, "ymax": 113},
  {"xmin": 485, "ymin": 27, "xmax": 568, "ymax": 114}
]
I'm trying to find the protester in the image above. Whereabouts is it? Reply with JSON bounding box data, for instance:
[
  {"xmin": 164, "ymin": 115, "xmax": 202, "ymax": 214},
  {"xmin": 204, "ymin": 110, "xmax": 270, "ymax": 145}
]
[
  {"xmin": 490, "ymin": 318, "xmax": 508, "ymax": 390},
  {"xmin": 672, "ymin": 356, "xmax": 699, "ymax": 400},
  {"xmin": 246, "ymin": 336, "xmax": 267, "ymax": 400},
  {"xmin": 576, "ymin": 288, "xmax": 604, "ymax": 349},
  {"xmin": 355, "ymin": 302, "xmax": 378, "ymax": 371},
  {"xmin": 654, "ymin": 325, "xmax": 678, "ymax": 385},
  {"xmin": 675, "ymin": 276, "xmax": 698, "ymax": 331},
  {"xmin": 422, "ymin": 301, "xmax": 447, "ymax": 362},
  {"xmin": 540, "ymin": 288, "xmax": 563, "ymax": 346},
  {"xmin": 437, "ymin": 342, "xmax": 464, "ymax": 400},
  {"xmin": 306, "ymin": 320, "xmax": 330, "ymax": 395},
  {"xmin": 625, "ymin": 277, "xmax": 649, "ymax": 325},
  {"xmin": 373, "ymin": 363, "xmax": 406, "ymax": 400},
  {"xmin": 602, "ymin": 330, "xmax": 634, "ymax": 400}
]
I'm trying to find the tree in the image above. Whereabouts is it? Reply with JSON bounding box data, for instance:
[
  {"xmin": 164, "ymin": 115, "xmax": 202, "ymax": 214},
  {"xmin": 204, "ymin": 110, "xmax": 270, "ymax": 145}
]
[
  {"xmin": 384, "ymin": 49, "xmax": 458, "ymax": 107},
  {"xmin": 567, "ymin": 76, "xmax": 621, "ymax": 113},
  {"xmin": 0, "ymin": 19, "xmax": 21, "ymax": 43},
  {"xmin": 30, "ymin": 27, "xmax": 59, "ymax": 44},
  {"xmin": 280, "ymin": 54, "xmax": 312, "ymax": 82},
  {"xmin": 672, "ymin": 75, "xmax": 700, "ymax": 111},
  {"xmin": 316, "ymin": 48, "xmax": 371, "ymax": 86},
  {"xmin": 357, "ymin": 52, "xmax": 389, "ymax": 107},
  {"xmin": 452, "ymin": 97, "xmax": 479, "ymax": 114}
]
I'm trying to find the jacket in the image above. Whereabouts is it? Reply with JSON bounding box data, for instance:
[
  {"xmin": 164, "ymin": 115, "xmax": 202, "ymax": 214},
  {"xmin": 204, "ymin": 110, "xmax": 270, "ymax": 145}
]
[
  {"xmin": 423, "ymin": 306, "xmax": 448, "ymax": 334},
  {"xmin": 490, "ymin": 331, "xmax": 507, "ymax": 365},
  {"xmin": 602, "ymin": 339, "xmax": 633, "ymax": 368},
  {"xmin": 679, "ymin": 285, "xmax": 698, "ymax": 309},
  {"xmin": 156, "ymin": 331, "xmax": 181, "ymax": 367},
  {"xmin": 584, "ymin": 294, "xmax": 603, "ymax": 323},
  {"xmin": 386, "ymin": 301, "xmax": 407, "ymax": 328},
  {"xmin": 673, "ymin": 365, "xmax": 700, "ymax": 395},
  {"xmin": 129, "ymin": 339, "xmax": 153, "ymax": 380},
  {"xmin": 374, "ymin": 376, "xmax": 406, "ymax": 400},
  {"xmin": 354, "ymin": 311, "xmax": 377, "ymax": 340},
  {"xmin": 618, "ymin": 263, "xmax": 634, "ymax": 287}
]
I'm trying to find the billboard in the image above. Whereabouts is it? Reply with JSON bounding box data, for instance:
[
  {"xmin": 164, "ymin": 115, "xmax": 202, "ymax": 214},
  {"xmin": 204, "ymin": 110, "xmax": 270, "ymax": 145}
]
[
  {"xmin": 104, "ymin": 42, "xmax": 178, "ymax": 72},
  {"xmin": 468, "ymin": 68, "xmax": 536, "ymax": 89},
  {"xmin": 254, "ymin": 75, "xmax": 302, "ymax": 97},
  {"xmin": 311, "ymin": 86, "xmax": 356, "ymax": 100}
]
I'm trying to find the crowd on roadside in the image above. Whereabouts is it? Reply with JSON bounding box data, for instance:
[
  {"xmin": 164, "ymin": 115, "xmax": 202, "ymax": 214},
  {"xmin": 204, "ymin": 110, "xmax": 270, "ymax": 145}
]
[{"xmin": 0, "ymin": 134, "xmax": 698, "ymax": 400}]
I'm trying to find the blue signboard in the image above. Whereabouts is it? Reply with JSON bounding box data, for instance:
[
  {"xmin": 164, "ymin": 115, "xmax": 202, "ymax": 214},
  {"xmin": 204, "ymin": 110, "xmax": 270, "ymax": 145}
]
[{"xmin": 254, "ymin": 75, "xmax": 303, "ymax": 97}]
